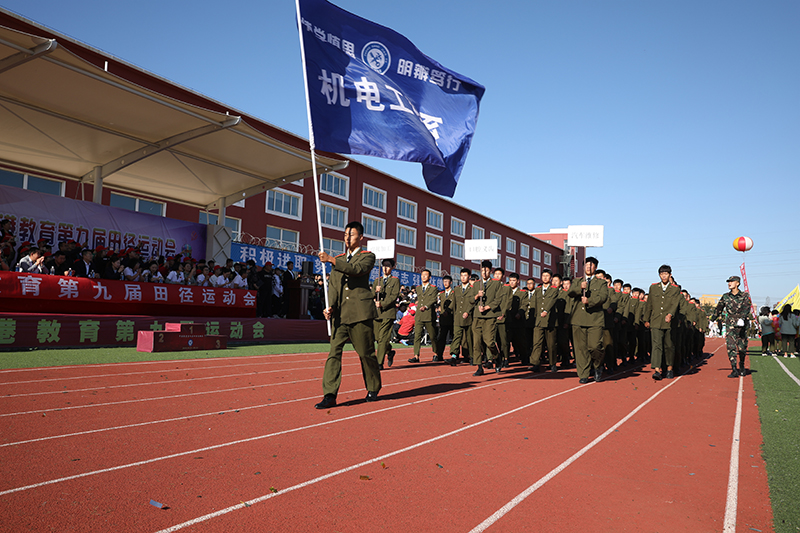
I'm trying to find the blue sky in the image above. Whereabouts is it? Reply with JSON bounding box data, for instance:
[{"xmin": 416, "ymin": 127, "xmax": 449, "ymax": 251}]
[{"xmin": 3, "ymin": 0, "xmax": 798, "ymax": 306}]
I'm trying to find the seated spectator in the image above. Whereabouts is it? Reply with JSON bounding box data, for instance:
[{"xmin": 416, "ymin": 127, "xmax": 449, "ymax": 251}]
[
  {"xmin": 18, "ymin": 246, "xmax": 48, "ymax": 274},
  {"xmin": 165, "ymin": 261, "xmax": 185, "ymax": 284},
  {"xmin": 396, "ymin": 304, "xmax": 415, "ymax": 344},
  {"xmin": 92, "ymin": 246, "xmax": 109, "ymax": 275},
  {"xmin": 46, "ymin": 250, "xmax": 70, "ymax": 276},
  {"xmin": 182, "ymin": 260, "xmax": 197, "ymax": 285},
  {"xmin": 73, "ymin": 249, "xmax": 98, "ymax": 278},
  {"xmin": 196, "ymin": 265, "xmax": 213, "ymax": 286},
  {"xmin": 141, "ymin": 260, "xmax": 164, "ymax": 283},
  {"xmin": 230, "ymin": 267, "xmax": 247, "ymax": 289},
  {"xmin": 102, "ymin": 256, "xmax": 125, "ymax": 280},
  {"xmin": 123, "ymin": 258, "xmax": 143, "ymax": 281}
]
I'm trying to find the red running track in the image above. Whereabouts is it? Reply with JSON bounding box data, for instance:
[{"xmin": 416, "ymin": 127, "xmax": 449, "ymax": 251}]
[{"xmin": 0, "ymin": 339, "xmax": 772, "ymax": 532}]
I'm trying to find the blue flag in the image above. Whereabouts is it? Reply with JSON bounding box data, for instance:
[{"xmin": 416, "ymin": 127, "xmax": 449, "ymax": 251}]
[{"xmin": 297, "ymin": 0, "xmax": 484, "ymax": 198}]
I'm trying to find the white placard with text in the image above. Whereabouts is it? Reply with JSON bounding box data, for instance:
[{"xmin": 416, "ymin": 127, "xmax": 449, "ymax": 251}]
[
  {"xmin": 367, "ymin": 239, "xmax": 395, "ymax": 259},
  {"xmin": 465, "ymin": 239, "xmax": 498, "ymax": 260},
  {"xmin": 567, "ymin": 225, "xmax": 604, "ymax": 247}
]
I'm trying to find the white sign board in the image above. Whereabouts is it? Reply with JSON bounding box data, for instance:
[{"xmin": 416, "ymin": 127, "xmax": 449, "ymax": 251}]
[
  {"xmin": 465, "ymin": 239, "xmax": 498, "ymax": 260},
  {"xmin": 367, "ymin": 239, "xmax": 395, "ymax": 259},
  {"xmin": 567, "ymin": 225, "xmax": 604, "ymax": 247}
]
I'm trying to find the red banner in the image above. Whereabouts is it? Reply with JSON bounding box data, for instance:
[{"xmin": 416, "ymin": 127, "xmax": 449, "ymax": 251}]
[
  {"xmin": 0, "ymin": 272, "xmax": 256, "ymax": 318},
  {"xmin": 0, "ymin": 313, "xmax": 328, "ymax": 348}
]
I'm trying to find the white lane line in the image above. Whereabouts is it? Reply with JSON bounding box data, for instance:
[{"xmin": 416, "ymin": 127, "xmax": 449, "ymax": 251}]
[
  {"xmin": 774, "ymin": 356, "xmax": 800, "ymax": 387},
  {"xmin": 153, "ymin": 382, "xmax": 592, "ymax": 533},
  {"xmin": 467, "ymin": 374, "xmax": 685, "ymax": 532},
  {"xmin": 468, "ymin": 347, "xmax": 724, "ymax": 533},
  {"xmin": 722, "ymin": 373, "xmax": 744, "ymax": 533},
  {"xmin": 0, "ymin": 355, "xmax": 329, "ymax": 386},
  {"xmin": 0, "ymin": 351, "xmax": 331, "ymax": 374},
  {"xmin": 0, "ymin": 363, "xmax": 338, "ymax": 399},
  {"xmin": 0, "ymin": 366, "xmax": 596, "ymax": 497},
  {"xmin": 0, "ymin": 375, "xmax": 321, "ymax": 418},
  {"xmin": 0, "ymin": 370, "xmax": 476, "ymax": 447}
]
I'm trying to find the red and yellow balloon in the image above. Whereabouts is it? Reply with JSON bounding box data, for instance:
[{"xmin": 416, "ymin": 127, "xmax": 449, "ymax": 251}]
[{"xmin": 733, "ymin": 236, "xmax": 753, "ymax": 252}]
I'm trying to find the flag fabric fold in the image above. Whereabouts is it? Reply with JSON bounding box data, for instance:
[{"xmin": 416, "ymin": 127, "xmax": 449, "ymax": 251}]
[{"xmin": 297, "ymin": 0, "xmax": 485, "ymax": 197}]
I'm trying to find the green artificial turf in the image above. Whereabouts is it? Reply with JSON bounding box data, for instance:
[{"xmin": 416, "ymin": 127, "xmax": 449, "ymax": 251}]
[
  {"xmin": 0, "ymin": 343, "xmax": 334, "ymax": 369},
  {"xmin": 749, "ymin": 350, "xmax": 800, "ymax": 533}
]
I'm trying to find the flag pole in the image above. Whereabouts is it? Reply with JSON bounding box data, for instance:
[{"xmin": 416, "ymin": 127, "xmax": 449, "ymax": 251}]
[{"xmin": 295, "ymin": 0, "xmax": 331, "ymax": 336}]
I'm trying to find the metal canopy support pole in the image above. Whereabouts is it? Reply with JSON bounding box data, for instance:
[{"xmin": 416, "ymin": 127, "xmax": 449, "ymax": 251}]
[
  {"xmin": 91, "ymin": 166, "xmax": 103, "ymax": 204},
  {"xmin": 217, "ymin": 197, "xmax": 226, "ymax": 225}
]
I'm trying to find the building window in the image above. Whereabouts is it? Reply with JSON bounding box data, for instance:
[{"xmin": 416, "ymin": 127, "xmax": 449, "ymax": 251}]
[
  {"xmin": 0, "ymin": 168, "xmax": 64, "ymax": 196},
  {"xmin": 472, "ymin": 225, "xmax": 484, "ymax": 240},
  {"xmin": 319, "ymin": 202, "xmax": 347, "ymax": 230},
  {"xmin": 425, "ymin": 233, "xmax": 442, "ymax": 255},
  {"xmin": 426, "ymin": 259, "xmax": 441, "ymax": 274},
  {"xmin": 506, "ymin": 238, "xmax": 516, "ymax": 255},
  {"xmin": 323, "ymin": 237, "xmax": 345, "ymax": 256},
  {"xmin": 319, "ymin": 173, "xmax": 348, "ymax": 199},
  {"xmin": 397, "ymin": 252, "xmax": 414, "ymax": 272},
  {"xmin": 397, "ymin": 224, "xmax": 416, "ymax": 248},
  {"xmin": 398, "ymin": 197, "xmax": 417, "ymax": 222},
  {"xmin": 520, "ymin": 243, "xmax": 530, "ymax": 259},
  {"xmin": 490, "ymin": 232, "xmax": 501, "ymax": 248},
  {"xmin": 545, "ymin": 239, "xmax": 552, "ymax": 244},
  {"xmin": 110, "ymin": 192, "xmax": 165, "ymax": 216},
  {"xmin": 450, "ymin": 264, "xmax": 462, "ymax": 278},
  {"xmin": 450, "ymin": 240, "xmax": 464, "ymax": 260},
  {"xmin": 520, "ymin": 262, "xmax": 529, "ymax": 277},
  {"xmin": 199, "ymin": 213, "xmax": 241, "ymax": 240},
  {"xmin": 362, "ymin": 184, "xmax": 386, "ymax": 212},
  {"xmin": 426, "ymin": 208, "xmax": 443, "ymax": 231},
  {"xmin": 492, "ymin": 256, "xmax": 500, "ymax": 268},
  {"xmin": 506, "ymin": 257, "xmax": 516, "ymax": 272},
  {"xmin": 362, "ymin": 215, "xmax": 385, "ymax": 239},
  {"xmin": 533, "ymin": 248, "xmax": 541, "ymax": 262},
  {"xmin": 266, "ymin": 188, "xmax": 301, "ymax": 220},
  {"xmin": 451, "ymin": 216, "xmax": 465, "ymax": 237},
  {"xmin": 532, "ymin": 264, "xmax": 541, "ymax": 278},
  {"xmin": 266, "ymin": 225, "xmax": 299, "ymax": 251},
  {"xmin": 544, "ymin": 252, "xmax": 552, "ymax": 266}
]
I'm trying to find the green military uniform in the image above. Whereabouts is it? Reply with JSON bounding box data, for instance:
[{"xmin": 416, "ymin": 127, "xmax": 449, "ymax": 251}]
[
  {"xmin": 602, "ymin": 287, "xmax": 619, "ymax": 370},
  {"xmin": 615, "ymin": 290, "xmax": 630, "ymax": 364},
  {"xmin": 322, "ymin": 249, "xmax": 382, "ymax": 397},
  {"xmin": 372, "ymin": 274, "xmax": 400, "ymax": 365},
  {"xmin": 712, "ymin": 287, "xmax": 752, "ymax": 375},
  {"xmin": 644, "ymin": 282, "xmax": 681, "ymax": 371},
  {"xmin": 436, "ymin": 286, "xmax": 456, "ymax": 358},
  {"xmin": 505, "ymin": 286, "xmax": 526, "ymax": 365},
  {"xmin": 556, "ymin": 287, "xmax": 575, "ymax": 366},
  {"xmin": 636, "ymin": 295, "xmax": 651, "ymax": 361},
  {"xmin": 451, "ymin": 281, "xmax": 476, "ymax": 361},
  {"xmin": 621, "ymin": 293, "xmax": 638, "ymax": 363},
  {"xmin": 494, "ymin": 283, "xmax": 513, "ymax": 366},
  {"xmin": 472, "ymin": 277, "xmax": 503, "ymax": 365},
  {"xmin": 519, "ymin": 288, "xmax": 536, "ymax": 365},
  {"xmin": 413, "ymin": 282, "xmax": 440, "ymax": 358},
  {"xmin": 531, "ymin": 282, "xmax": 560, "ymax": 369},
  {"xmin": 567, "ymin": 276, "xmax": 609, "ymax": 380}
]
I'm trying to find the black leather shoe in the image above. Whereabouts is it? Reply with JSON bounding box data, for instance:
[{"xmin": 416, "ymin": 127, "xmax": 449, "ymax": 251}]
[
  {"xmin": 408, "ymin": 356, "xmax": 420, "ymax": 363},
  {"xmin": 449, "ymin": 357, "xmax": 459, "ymax": 366},
  {"xmin": 387, "ymin": 350, "xmax": 395, "ymax": 367},
  {"xmin": 365, "ymin": 391, "xmax": 379, "ymax": 402},
  {"xmin": 579, "ymin": 378, "xmax": 589, "ymax": 384},
  {"xmin": 594, "ymin": 367, "xmax": 603, "ymax": 382},
  {"xmin": 495, "ymin": 365, "xmax": 501, "ymax": 374},
  {"xmin": 728, "ymin": 370, "xmax": 739, "ymax": 378},
  {"xmin": 652, "ymin": 371, "xmax": 662, "ymax": 381},
  {"xmin": 473, "ymin": 366, "xmax": 484, "ymax": 376},
  {"xmin": 739, "ymin": 368, "xmax": 747, "ymax": 377},
  {"xmin": 314, "ymin": 395, "xmax": 336, "ymax": 409},
  {"xmin": 666, "ymin": 370, "xmax": 674, "ymax": 379},
  {"xmin": 529, "ymin": 364, "xmax": 540, "ymax": 373},
  {"xmin": 378, "ymin": 362, "xmax": 384, "ymax": 370},
  {"xmin": 432, "ymin": 355, "xmax": 444, "ymax": 362},
  {"xmin": 550, "ymin": 365, "xmax": 558, "ymax": 373}
]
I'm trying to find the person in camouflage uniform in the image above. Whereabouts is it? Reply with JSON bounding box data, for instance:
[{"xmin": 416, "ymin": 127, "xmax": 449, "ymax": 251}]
[{"xmin": 712, "ymin": 275, "xmax": 752, "ymax": 377}]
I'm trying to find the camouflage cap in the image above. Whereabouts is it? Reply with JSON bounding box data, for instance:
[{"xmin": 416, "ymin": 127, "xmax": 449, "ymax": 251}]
[{"xmin": 726, "ymin": 275, "xmax": 741, "ymax": 283}]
